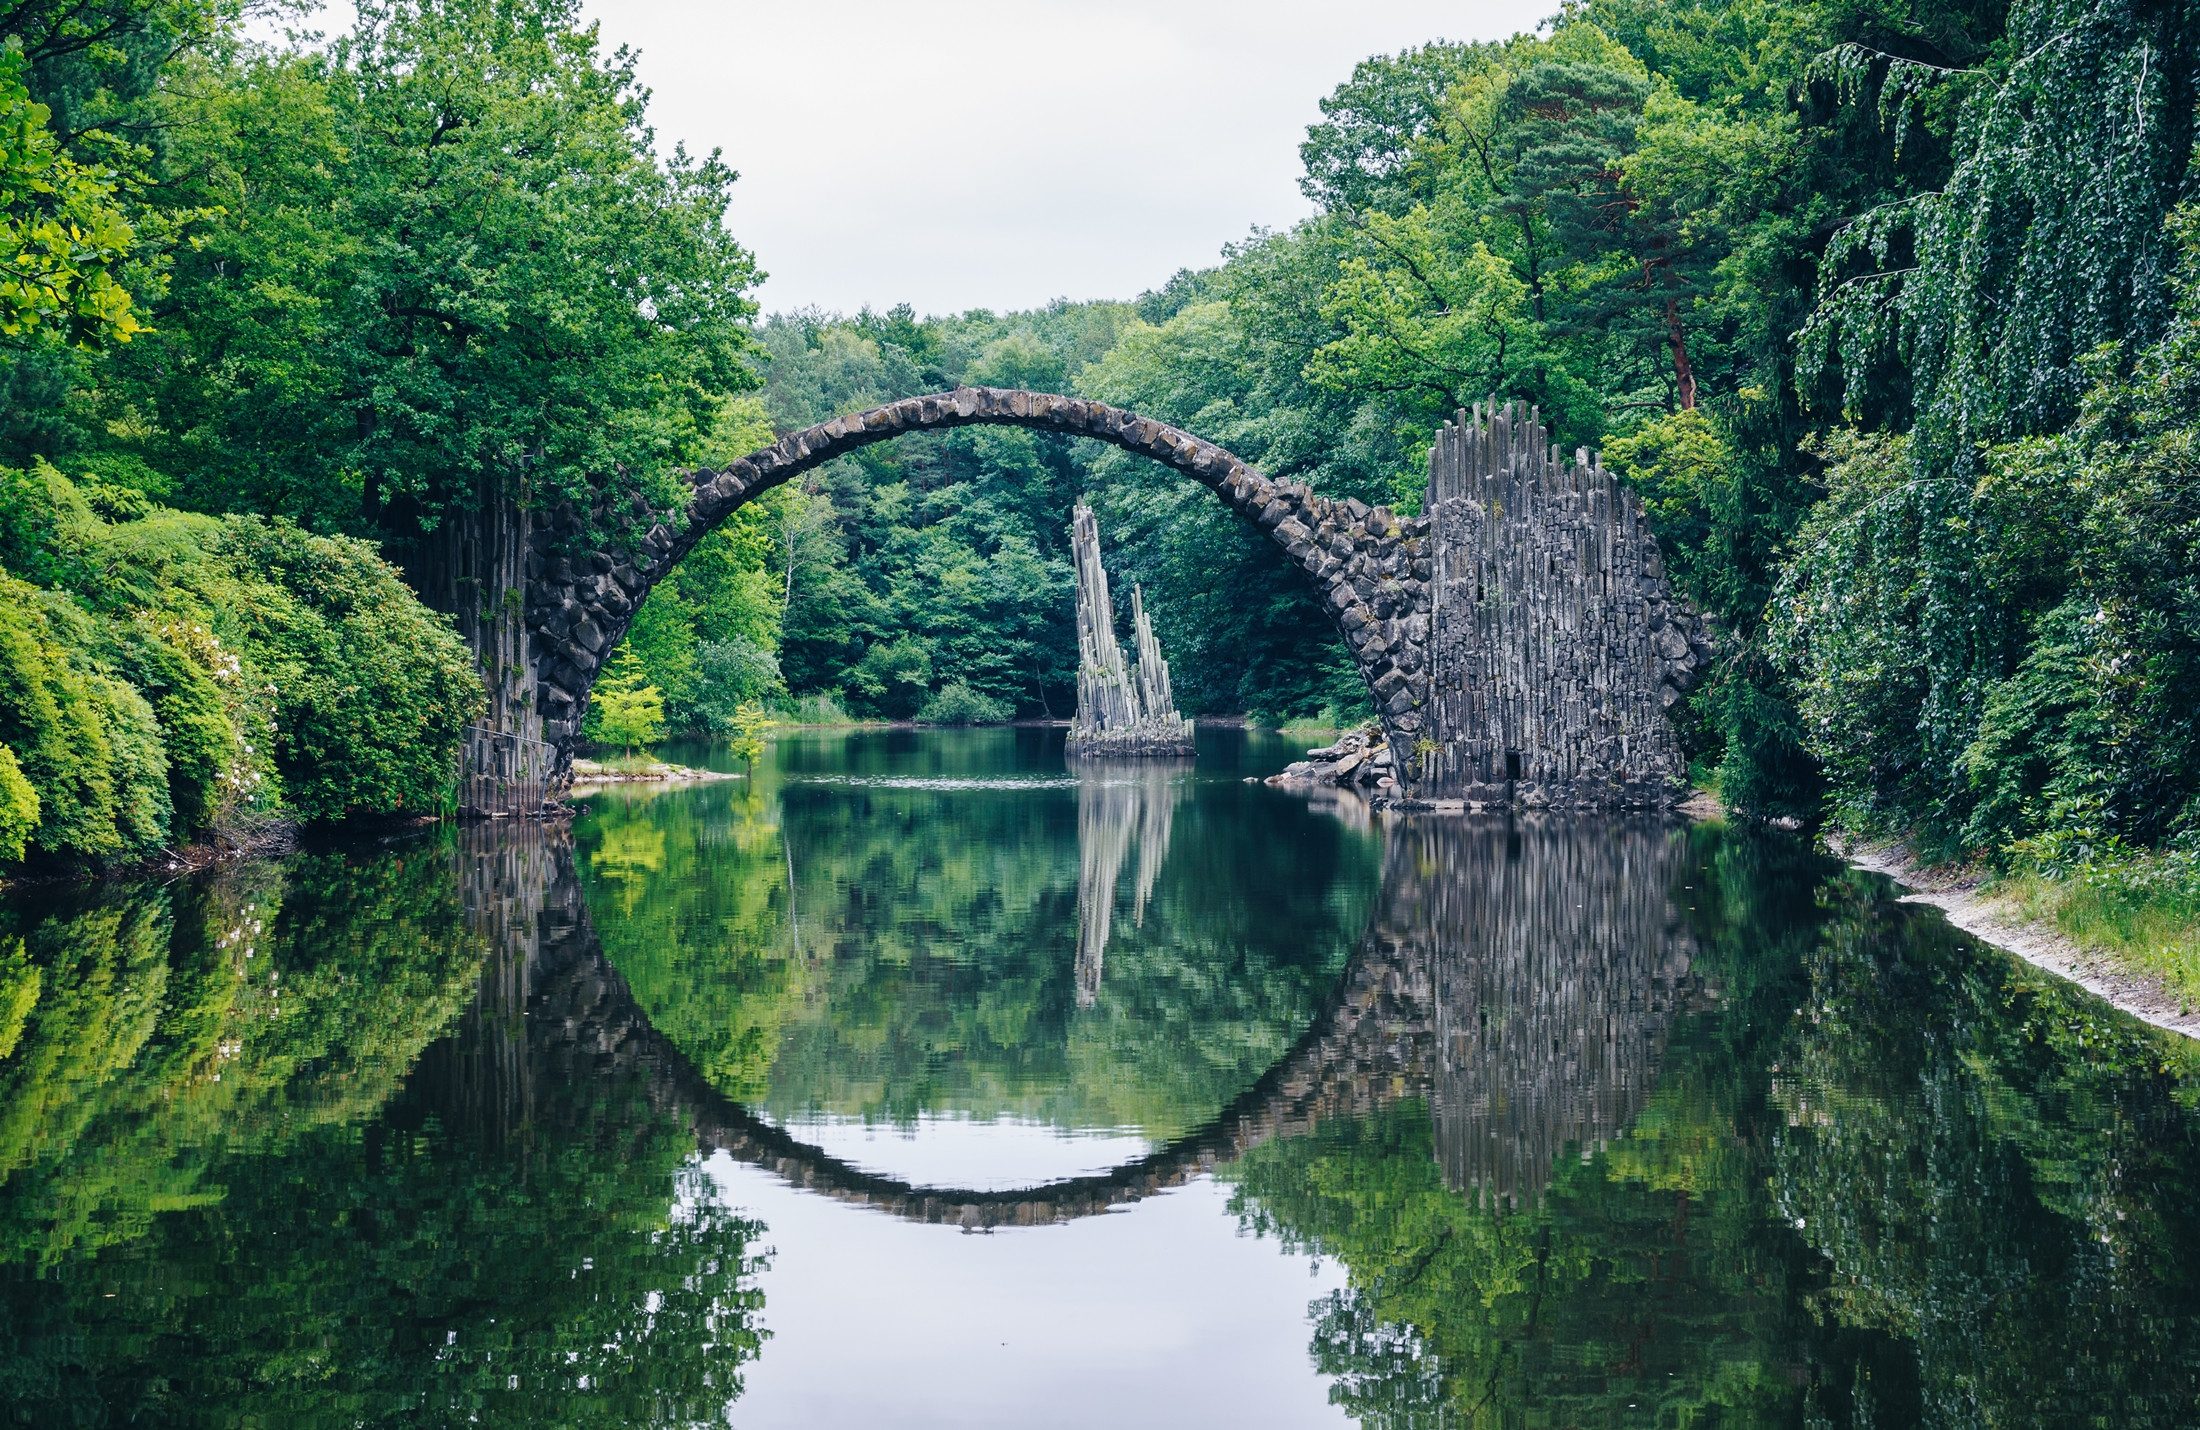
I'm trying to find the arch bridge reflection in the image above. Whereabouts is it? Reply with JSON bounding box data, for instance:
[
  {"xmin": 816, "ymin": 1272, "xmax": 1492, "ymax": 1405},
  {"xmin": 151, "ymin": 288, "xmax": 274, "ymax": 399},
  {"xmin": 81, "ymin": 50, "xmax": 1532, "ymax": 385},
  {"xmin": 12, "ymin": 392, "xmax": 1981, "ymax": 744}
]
[{"xmin": 447, "ymin": 813, "xmax": 1704, "ymax": 1226}]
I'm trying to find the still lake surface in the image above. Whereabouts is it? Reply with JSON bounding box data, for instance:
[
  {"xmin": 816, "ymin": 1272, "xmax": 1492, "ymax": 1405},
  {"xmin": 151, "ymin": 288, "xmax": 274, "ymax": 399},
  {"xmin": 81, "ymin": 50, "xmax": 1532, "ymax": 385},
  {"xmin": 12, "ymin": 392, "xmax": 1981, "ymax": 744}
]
[{"xmin": 4, "ymin": 726, "xmax": 2200, "ymax": 1426}]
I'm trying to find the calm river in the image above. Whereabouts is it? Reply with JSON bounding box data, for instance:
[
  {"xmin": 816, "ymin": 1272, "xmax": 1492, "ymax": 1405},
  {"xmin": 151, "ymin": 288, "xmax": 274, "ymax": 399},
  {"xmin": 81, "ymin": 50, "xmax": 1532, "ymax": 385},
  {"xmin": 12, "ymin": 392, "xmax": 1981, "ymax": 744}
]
[{"xmin": 4, "ymin": 727, "xmax": 2199, "ymax": 1426}]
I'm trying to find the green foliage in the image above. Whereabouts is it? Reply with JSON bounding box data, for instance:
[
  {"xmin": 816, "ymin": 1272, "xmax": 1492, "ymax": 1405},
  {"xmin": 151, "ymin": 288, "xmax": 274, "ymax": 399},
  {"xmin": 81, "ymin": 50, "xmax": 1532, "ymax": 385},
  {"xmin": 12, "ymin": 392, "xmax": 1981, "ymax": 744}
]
[
  {"xmin": 753, "ymin": 302, "xmax": 1154, "ymax": 721},
  {"xmin": 0, "ymin": 46, "xmax": 143, "ymax": 347},
  {"xmin": 847, "ymin": 635, "xmax": 935, "ymax": 718},
  {"xmin": 3, "ymin": 0, "xmax": 2194, "ymax": 873},
  {"xmin": 1996, "ymin": 845, "xmax": 2200, "ymax": 1006},
  {"xmin": 575, "ymin": 730, "xmax": 1375, "ymax": 1129},
  {"xmin": 725, "ymin": 701, "xmax": 771, "ymax": 771},
  {"xmin": 771, "ymin": 691, "xmax": 855, "ymax": 727},
  {"xmin": 588, "ymin": 647, "xmax": 665, "ymax": 755},
  {"xmin": 210, "ymin": 516, "xmax": 484, "ymax": 822},
  {"xmin": 0, "ymin": 841, "xmax": 770, "ymax": 1419},
  {"xmin": 0, "ymin": 743, "xmax": 37, "ymax": 861},
  {"xmin": 1780, "ymin": 206, "xmax": 2200, "ymax": 853},
  {"xmin": 0, "ymin": 466, "xmax": 480, "ymax": 864},
  {"xmin": 0, "ymin": 576, "xmax": 138, "ymax": 861},
  {"xmin": 36, "ymin": 0, "xmax": 761, "ymax": 547},
  {"xmin": 693, "ymin": 637, "xmax": 784, "ymax": 733},
  {"xmin": 916, "ymin": 681, "xmax": 1013, "ymax": 726}
]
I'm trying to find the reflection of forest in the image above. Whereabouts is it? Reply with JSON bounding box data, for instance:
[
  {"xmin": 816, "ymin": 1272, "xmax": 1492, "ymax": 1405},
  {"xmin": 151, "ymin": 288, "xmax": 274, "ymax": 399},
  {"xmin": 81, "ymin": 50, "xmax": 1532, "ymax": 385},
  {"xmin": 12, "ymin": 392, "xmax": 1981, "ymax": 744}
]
[
  {"xmin": 552, "ymin": 813, "xmax": 1702, "ymax": 1223},
  {"xmin": 10, "ymin": 800, "xmax": 2200, "ymax": 1427},
  {"xmin": 1226, "ymin": 828, "xmax": 2200, "ymax": 1428},
  {"xmin": 577, "ymin": 772, "xmax": 1375, "ymax": 1137},
  {"xmin": 0, "ymin": 822, "xmax": 767, "ymax": 1426}
]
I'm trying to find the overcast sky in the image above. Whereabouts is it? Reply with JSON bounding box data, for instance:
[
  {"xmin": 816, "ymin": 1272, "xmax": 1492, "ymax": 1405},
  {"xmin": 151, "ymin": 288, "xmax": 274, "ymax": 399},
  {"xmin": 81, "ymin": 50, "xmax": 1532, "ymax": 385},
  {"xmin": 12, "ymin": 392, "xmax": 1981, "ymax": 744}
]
[
  {"xmin": 578, "ymin": 1, "xmax": 1554, "ymax": 317},
  {"xmin": 276, "ymin": 3, "xmax": 1556, "ymax": 317}
]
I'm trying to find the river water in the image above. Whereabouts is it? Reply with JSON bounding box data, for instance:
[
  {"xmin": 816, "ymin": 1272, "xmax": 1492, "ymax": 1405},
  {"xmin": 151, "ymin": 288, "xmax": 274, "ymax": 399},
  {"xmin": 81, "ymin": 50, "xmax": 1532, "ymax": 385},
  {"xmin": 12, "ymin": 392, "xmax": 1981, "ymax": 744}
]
[{"xmin": 3, "ymin": 726, "xmax": 2199, "ymax": 1426}]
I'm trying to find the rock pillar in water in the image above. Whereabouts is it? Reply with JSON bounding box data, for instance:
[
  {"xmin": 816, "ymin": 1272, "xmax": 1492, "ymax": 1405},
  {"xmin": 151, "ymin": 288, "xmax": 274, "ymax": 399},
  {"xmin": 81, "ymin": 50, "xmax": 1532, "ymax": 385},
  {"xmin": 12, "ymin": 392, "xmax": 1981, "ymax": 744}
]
[{"xmin": 1068, "ymin": 504, "xmax": 1195, "ymax": 757}]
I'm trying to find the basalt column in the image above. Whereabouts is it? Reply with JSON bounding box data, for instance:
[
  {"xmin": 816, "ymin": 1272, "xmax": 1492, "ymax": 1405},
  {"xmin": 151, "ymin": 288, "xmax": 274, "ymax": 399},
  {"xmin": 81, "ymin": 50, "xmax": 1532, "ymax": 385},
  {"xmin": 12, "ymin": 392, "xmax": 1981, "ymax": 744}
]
[
  {"xmin": 1419, "ymin": 403, "xmax": 1711, "ymax": 808},
  {"xmin": 1067, "ymin": 504, "xmax": 1195, "ymax": 757}
]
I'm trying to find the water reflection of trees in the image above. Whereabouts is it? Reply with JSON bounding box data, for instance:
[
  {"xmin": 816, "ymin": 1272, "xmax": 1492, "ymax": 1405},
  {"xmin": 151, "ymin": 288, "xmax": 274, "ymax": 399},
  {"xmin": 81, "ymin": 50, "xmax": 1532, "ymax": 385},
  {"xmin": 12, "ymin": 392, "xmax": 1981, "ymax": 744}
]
[
  {"xmin": 0, "ymin": 824, "xmax": 768, "ymax": 1427},
  {"xmin": 8, "ymin": 801, "xmax": 2200, "ymax": 1426},
  {"xmin": 576, "ymin": 772, "xmax": 1374, "ymax": 1138},
  {"xmin": 1227, "ymin": 824, "xmax": 2200, "ymax": 1428}
]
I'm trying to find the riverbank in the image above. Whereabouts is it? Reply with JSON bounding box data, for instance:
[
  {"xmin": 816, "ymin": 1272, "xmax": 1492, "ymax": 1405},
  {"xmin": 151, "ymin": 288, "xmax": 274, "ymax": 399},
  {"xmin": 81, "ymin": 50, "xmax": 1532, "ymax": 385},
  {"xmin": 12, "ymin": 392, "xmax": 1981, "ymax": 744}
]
[{"xmin": 1834, "ymin": 839, "xmax": 2200, "ymax": 1040}]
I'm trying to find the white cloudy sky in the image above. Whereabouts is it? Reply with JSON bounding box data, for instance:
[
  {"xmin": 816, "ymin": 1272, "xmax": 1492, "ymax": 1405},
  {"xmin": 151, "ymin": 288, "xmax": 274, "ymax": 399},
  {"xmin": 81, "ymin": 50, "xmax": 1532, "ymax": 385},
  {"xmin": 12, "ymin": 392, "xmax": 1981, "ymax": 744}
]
[{"xmin": 277, "ymin": 3, "xmax": 1555, "ymax": 316}]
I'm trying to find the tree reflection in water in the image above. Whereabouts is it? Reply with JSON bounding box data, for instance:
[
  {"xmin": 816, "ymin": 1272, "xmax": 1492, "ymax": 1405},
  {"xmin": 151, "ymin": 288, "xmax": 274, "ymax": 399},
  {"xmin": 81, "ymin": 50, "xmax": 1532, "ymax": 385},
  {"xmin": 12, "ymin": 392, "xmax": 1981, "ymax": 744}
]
[
  {"xmin": 1225, "ymin": 820, "xmax": 2200, "ymax": 1427},
  {"xmin": 0, "ymin": 824, "xmax": 768, "ymax": 1428},
  {"xmin": 5, "ymin": 768, "xmax": 2200, "ymax": 1428}
]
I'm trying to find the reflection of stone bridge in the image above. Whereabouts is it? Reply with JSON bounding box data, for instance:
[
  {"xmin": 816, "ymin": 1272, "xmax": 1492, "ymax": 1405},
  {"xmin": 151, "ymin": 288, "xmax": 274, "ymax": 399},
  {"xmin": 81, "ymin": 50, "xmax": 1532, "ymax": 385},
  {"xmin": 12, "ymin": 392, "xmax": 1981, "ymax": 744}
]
[{"xmin": 448, "ymin": 816, "xmax": 1705, "ymax": 1227}]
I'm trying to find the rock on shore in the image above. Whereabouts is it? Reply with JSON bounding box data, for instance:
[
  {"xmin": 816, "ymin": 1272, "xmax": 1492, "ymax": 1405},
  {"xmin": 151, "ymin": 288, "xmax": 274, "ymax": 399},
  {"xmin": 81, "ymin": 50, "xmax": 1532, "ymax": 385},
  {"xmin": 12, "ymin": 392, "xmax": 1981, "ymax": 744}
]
[{"xmin": 1266, "ymin": 725, "xmax": 1397, "ymax": 794}]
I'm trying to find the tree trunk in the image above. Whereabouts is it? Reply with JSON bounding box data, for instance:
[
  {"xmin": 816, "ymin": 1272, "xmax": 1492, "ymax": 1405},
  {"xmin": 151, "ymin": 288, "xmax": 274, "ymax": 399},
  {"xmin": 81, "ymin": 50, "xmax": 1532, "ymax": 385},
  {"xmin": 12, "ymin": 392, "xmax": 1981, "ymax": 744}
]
[{"xmin": 1665, "ymin": 296, "xmax": 1698, "ymax": 411}]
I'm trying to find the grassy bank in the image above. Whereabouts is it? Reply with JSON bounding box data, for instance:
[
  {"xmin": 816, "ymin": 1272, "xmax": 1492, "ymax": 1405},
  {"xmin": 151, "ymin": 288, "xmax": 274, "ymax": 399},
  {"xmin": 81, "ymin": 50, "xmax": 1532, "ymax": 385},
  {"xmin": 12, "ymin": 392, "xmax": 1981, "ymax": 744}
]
[{"xmin": 1990, "ymin": 850, "xmax": 2200, "ymax": 1009}]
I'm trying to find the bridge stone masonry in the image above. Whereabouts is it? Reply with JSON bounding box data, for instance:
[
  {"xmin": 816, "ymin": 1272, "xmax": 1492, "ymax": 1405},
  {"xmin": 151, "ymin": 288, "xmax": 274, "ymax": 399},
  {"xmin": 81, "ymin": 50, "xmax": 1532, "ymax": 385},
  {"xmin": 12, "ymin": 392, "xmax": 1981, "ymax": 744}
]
[{"xmin": 506, "ymin": 387, "xmax": 1710, "ymax": 810}]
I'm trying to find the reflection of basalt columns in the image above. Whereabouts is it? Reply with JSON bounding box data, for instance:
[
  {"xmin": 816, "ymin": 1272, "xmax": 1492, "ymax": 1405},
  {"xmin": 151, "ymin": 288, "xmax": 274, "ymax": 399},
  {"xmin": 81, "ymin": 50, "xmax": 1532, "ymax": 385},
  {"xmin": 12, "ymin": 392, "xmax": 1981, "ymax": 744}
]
[
  {"xmin": 413, "ymin": 821, "xmax": 572, "ymax": 1144},
  {"xmin": 1073, "ymin": 765, "xmax": 1182, "ymax": 1007},
  {"xmin": 1068, "ymin": 503, "xmax": 1195, "ymax": 757},
  {"xmin": 1382, "ymin": 817, "xmax": 1701, "ymax": 1204}
]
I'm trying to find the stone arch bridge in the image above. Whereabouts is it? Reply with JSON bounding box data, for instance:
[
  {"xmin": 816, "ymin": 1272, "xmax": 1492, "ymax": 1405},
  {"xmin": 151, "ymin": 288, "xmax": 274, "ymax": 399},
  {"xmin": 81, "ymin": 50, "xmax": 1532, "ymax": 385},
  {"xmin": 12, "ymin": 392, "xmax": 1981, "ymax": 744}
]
[{"xmin": 496, "ymin": 389, "xmax": 1710, "ymax": 810}]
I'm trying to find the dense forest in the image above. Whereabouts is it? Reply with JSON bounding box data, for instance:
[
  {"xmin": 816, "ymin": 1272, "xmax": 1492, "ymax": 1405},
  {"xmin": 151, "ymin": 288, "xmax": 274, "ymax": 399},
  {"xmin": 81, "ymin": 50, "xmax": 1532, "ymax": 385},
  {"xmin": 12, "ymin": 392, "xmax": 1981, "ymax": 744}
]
[{"xmin": 2, "ymin": 0, "xmax": 2198, "ymax": 886}]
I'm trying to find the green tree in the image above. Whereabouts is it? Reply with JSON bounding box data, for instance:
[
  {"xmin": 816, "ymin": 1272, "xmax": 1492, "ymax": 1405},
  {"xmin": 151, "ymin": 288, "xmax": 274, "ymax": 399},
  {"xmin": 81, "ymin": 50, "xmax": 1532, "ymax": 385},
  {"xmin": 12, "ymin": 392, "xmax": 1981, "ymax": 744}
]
[
  {"xmin": 0, "ymin": 743, "xmax": 34, "ymax": 860},
  {"xmin": 589, "ymin": 647, "xmax": 664, "ymax": 755},
  {"xmin": 726, "ymin": 701, "xmax": 770, "ymax": 773},
  {"xmin": 0, "ymin": 47, "xmax": 142, "ymax": 348}
]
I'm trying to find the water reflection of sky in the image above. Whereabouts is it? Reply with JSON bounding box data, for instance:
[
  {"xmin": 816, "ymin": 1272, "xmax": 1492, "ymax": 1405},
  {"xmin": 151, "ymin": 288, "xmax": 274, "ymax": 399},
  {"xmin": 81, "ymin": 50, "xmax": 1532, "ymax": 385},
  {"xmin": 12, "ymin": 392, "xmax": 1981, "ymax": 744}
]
[
  {"xmin": 763, "ymin": 1112, "xmax": 1156, "ymax": 1189},
  {"xmin": 712, "ymin": 1152, "xmax": 1353, "ymax": 1429}
]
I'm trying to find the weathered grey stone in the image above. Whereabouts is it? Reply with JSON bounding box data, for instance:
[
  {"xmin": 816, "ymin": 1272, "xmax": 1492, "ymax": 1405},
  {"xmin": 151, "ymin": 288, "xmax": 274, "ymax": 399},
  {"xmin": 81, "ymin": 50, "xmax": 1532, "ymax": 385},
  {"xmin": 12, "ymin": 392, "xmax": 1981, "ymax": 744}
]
[{"xmin": 1068, "ymin": 504, "xmax": 1193, "ymax": 758}]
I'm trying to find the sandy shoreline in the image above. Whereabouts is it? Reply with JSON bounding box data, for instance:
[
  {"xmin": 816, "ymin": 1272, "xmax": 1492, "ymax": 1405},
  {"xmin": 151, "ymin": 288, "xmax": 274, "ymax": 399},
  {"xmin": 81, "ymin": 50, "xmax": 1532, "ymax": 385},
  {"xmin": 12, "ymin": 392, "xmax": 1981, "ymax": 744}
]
[{"xmin": 1835, "ymin": 839, "xmax": 2200, "ymax": 1040}]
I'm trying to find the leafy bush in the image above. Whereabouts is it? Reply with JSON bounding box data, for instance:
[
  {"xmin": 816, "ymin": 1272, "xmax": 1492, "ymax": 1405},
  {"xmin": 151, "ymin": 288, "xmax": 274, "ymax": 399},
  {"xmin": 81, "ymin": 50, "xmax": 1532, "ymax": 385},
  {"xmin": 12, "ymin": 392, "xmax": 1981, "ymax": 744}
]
[
  {"xmin": 211, "ymin": 517, "xmax": 482, "ymax": 822},
  {"xmin": 692, "ymin": 637, "xmax": 784, "ymax": 737},
  {"xmin": 0, "ymin": 745, "xmax": 36, "ymax": 863},
  {"xmin": 0, "ymin": 580, "xmax": 132, "ymax": 861},
  {"xmin": 848, "ymin": 638, "xmax": 933, "ymax": 718},
  {"xmin": 916, "ymin": 682, "xmax": 1013, "ymax": 726},
  {"xmin": 0, "ymin": 470, "xmax": 482, "ymax": 867}
]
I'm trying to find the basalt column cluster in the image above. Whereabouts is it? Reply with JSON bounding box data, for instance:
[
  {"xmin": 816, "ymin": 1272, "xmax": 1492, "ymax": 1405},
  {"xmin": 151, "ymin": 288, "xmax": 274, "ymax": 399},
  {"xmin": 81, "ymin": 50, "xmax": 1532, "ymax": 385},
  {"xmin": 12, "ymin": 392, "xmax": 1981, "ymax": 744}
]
[
  {"xmin": 1067, "ymin": 504, "xmax": 1195, "ymax": 757},
  {"xmin": 1418, "ymin": 402, "xmax": 1712, "ymax": 808}
]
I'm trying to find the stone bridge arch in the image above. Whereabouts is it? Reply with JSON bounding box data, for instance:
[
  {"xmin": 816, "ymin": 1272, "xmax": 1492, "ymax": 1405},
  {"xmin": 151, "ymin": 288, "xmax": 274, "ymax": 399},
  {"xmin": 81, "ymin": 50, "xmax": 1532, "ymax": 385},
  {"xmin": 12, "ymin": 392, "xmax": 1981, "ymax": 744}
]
[
  {"xmin": 524, "ymin": 386, "xmax": 1432, "ymax": 791},
  {"xmin": 506, "ymin": 391, "xmax": 1713, "ymax": 809}
]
